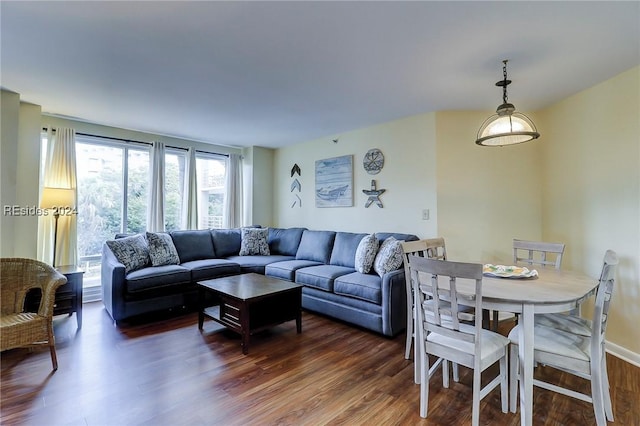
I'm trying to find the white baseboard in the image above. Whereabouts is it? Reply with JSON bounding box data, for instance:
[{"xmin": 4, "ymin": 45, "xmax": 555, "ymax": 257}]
[{"xmin": 605, "ymin": 340, "xmax": 640, "ymax": 368}]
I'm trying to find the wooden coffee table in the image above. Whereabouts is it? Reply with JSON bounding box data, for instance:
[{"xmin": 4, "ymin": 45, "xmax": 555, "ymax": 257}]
[{"xmin": 197, "ymin": 273, "xmax": 303, "ymax": 354}]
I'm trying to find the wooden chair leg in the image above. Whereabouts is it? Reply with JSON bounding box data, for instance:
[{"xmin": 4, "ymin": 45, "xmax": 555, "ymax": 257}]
[
  {"xmin": 419, "ymin": 344, "xmax": 429, "ymax": 418},
  {"xmin": 442, "ymin": 360, "xmax": 450, "ymax": 388},
  {"xmin": 492, "ymin": 310, "xmax": 499, "ymax": 331},
  {"xmin": 602, "ymin": 352, "xmax": 614, "ymax": 421},
  {"xmin": 591, "ymin": 358, "xmax": 607, "ymax": 426},
  {"xmin": 509, "ymin": 343, "xmax": 519, "ymax": 413},
  {"xmin": 500, "ymin": 352, "xmax": 508, "ymax": 413},
  {"xmin": 471, "ymin": 367, "xmax": 481, "ymax": 426},
  {"xmin": 47, "ymin": 323, "xmax": 58, "ymax": 371},
  {"xmin": 405, "ymin": 305, "xmax": 413, "ymax": 359}
]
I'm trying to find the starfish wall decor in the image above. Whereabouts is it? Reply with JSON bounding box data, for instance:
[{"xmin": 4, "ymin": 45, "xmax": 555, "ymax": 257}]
[{"xmin": 363, "ymin": 179, "xmax": 385, "ymax": 208}]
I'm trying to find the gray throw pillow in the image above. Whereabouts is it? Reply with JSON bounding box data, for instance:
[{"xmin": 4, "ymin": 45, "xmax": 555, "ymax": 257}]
[
  {"xmin": 239, "ymin": 227, "xmax": 270, "ymax": 256},
  {"xmin": 106, "ymin": 234, "xmax": 150, "ymax": 273},
  {"xmin": 354, "ymin": 234, "xmax": 378, "ymax": 274},
  {"xmin": 373, "ymin": 236, "xmax": 403, "ymax": 277},
  {"xmin": 146, "ymin": 232, "xmax": 181, "ymax": 266}
]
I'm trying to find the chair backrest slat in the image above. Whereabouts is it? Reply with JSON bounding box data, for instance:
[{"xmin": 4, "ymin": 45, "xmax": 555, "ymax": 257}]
[
  {"xmin": 409, "ymin": 255, "xmax": 483, "ymax": 350},
  {"xmin": 402, "ymin": 238, "xmax": 448, "ymax": 301},
  {"xmin": 513, "ymin": 239, "xmax": 565, "ymax": 270}
]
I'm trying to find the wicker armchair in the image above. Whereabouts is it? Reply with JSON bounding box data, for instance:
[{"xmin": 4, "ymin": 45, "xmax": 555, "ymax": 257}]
[{"xmin": 1, "ymin": 258, "xmax": 67, "ymax": 370}]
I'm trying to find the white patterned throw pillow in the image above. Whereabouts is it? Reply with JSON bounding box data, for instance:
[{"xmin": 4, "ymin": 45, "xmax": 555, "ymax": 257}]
[
  {"xmin": 106, "ymin": 234, "xmax": 150, "ymax": 274},
  {"xmin": 354, "ymin": 234, "xmax": 378, "ymax": 274},
  {"xmin": 146, "ymin": 232, "xmax": 181, "ymax": 266},
  {"xmin": 373, "ymin": 236, "xmax": 403, "ymax": 277},
  {"xmin": 239, "ymin": 227, "xmax": 270, "ymax": 256}
]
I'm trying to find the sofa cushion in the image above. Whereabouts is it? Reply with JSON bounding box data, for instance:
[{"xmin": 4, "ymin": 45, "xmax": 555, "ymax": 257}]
[
  {"xmin": 180, "ymin": 259, "xmax": 241, "ymax": 281},
  {"xmin": 268, "ymin": 227, "xmax": 306, "ymax": 256},
  {"xmin": 354, "ymin": 234, "xmax": 378, "ymax": 274},
  {"xmin": 296, "ymin": 230, "xmax": 336, "ymax": 264},
  {"xmin": 146, "ymin": 232, "xmax": 181, "ymax": 266},
  {"xmin": 211, "ymin": 228, "xmax": 242, "ymax": 258},
  {"xmin": 373, "ymin": 237, "xmax": 404, "ymax": 277},
  {"xmin": 295, "ymin": 264, "xmax": 355, "ymax": 292},
  {"xmin": 106, "ymin": 234, "xmax": 150, "ymax": 274},
  {"xmin": 170, "ymin": 230, "xmax": 215, "ymax": 263},
  {"xmin": 329, "ymin": 232, "xmax": 367, "ymax": 268},
  {"xmin": 265, "ymin": 259, "xmax": 323, "ymax": 281},
  {"xmin": 125, "ymin": 264, "xmax": 191, "ymax": 293},
  {"xmin": 334, "ymin": 272, "xmax": 383, "ymax": 304},
  {"xmin": 239, "ymin": 227, "xmax": 270, "ymax": 256},
  {"xmin": 226, "ymin": 254, "xmax": 295, "ymax": 274}
]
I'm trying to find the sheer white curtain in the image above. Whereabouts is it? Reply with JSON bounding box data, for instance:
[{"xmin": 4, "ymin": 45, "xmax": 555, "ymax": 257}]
[
  {"xmin": 223, "ymin": 153, "xmax": 243, "ymax": 228},
  {"xmin": 37, "ymin": 127, "xmax": 78, "ymax": 267},
  {"xmin": 182, "ymin": 147, "xmax": 198, "ymax": 229},
  {"xmin": 147, "ymin": 141, "xmax": 165, "ymax": 232}
]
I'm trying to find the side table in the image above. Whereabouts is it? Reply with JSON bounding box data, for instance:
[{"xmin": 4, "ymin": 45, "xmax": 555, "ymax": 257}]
[
  {"xmin": 26, "ymin": 265, "xmax": 84, "ymax": 328},
  {"xmin": 55, "ymin": 265, "xmax": 84, "ymax": 329}
]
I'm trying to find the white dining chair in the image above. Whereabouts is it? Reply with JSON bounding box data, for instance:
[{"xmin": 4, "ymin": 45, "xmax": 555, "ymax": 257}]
[
  {"xmin": 409, "ymin": 255, "xmax": 509, "ymax": 425},
  {"xmin": 492, "ymin": 239, "xmax": 566, "ymax": 330},
  {"xmin": 508, "ymin": 250, "xmax": 618, "ymax": 426},
  {"xmin": 513, "ymin": 238, "xmax": 566, "ymax": 270},
  {"xmin": 401, "ymin": 238, "xmax": 447, "ymax": 360},
  {"xmin": 401, "ymin": 238, "xmax": 454, "ymax": 384}
]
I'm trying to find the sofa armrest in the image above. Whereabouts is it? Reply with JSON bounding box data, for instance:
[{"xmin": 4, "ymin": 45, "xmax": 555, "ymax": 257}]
[
  {"xmin": 101, "ymin": 243, "xmax": 127, "ymax": 322},
  {"xmin": 380, "ymin": 269, "xmax": 408, "ymax": 336}
]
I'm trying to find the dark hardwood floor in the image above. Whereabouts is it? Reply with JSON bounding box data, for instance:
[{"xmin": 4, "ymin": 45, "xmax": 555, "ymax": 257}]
[{"xmin": 1, "ymin": 302, "xmax": 639, "ymax": 425}]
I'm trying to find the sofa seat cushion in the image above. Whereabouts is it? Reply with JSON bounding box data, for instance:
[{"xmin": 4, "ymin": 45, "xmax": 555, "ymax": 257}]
[
  {"xmin": 302, "ymin": 286, "xmax": 382, "ymax": 314},
  {"xmin": 226, "ymin": 255, "xmax": 295, "ymax": 274},
  {"xmin": 295, "ymin": 265, "xmax": 355, "ymax": 292},
  {"xmin": 180, "ymin": 259, "xmax": 241, "ymax": 281},
  {"xmin": 125, "ymin": 265, "xmax": 191, "ymax": 294},
  {"xmin": 334, "ymin": 272, "xmax": 383, "ymax": 304},
  {"xmin": 265, "ymin": 259, "xmax": 322, "ymax": 281}
]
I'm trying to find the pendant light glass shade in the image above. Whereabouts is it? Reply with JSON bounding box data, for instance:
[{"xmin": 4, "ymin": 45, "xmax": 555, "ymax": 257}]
[
  {"xmin": 476, "ymin": 60, "xmax": 540, "ymax": 147},
  {"xmin": 476, "ymin": 110, "xmax": 539, "ymax": 146}
]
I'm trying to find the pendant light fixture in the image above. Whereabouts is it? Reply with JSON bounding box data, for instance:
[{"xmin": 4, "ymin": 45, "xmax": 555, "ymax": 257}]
[{"xmin": 476, "ymin": 60, "xmax": 540, "ymax": 146}]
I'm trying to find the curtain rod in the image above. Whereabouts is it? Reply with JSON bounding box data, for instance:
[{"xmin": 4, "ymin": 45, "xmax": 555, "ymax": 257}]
[{"xmin": 42, "ymin": 127, "xmax": 229, "ymax": 157}]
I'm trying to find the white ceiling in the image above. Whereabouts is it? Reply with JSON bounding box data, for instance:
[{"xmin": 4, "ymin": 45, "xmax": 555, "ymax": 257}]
[{"xmin": 2, "ymin": 1, "xmax": 638, "ymax": 149}]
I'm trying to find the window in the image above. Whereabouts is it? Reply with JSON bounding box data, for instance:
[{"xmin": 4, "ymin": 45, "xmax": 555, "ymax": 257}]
[
  {"xmin": 196, "ymin": 154, "xmax": 226, "ymax": 229},
  {"xmin": 74, "ymin": 136, "xmax": 150, "ymax": 295},
  {"xmin": 164, "ymin": 150, "xmax": 186, "ymax": 232}
]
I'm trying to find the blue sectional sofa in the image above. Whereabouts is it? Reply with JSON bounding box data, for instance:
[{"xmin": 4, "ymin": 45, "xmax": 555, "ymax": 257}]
[{"xmin": 101, "ymin": 227, "xmax": 417, "ymax": 336}]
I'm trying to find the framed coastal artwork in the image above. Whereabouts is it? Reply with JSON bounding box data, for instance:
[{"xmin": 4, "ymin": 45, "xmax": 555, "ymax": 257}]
[{"xmin": 315, "ymin": 155, "xmax": 353, "ymax": 208}]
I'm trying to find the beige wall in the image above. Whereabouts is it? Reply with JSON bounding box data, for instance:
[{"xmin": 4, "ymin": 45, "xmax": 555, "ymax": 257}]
[
  {"xmin": 1, "ymin": 90, "xmax": 21, "ymax": 257},
  {"xmin": 241, "ymin": 146, "xmax": 275, "ymax": 227},
  {"xmin": 16, "ymin": 103, "xmax": 43, "ymax": 257},
  {"xmin": 540, "ymin": 66, "xmax": 640, "ymax": 357},
  {"xmin": 273, "ymin": 112, "xmax": 439, "ymax": 237},
  {"xmin": 1, "ymin": 92, "xmax": 43, "ymax": 258},
  {"xmin": 272, "ymin": 69, "xmax": 639, "ymax": 360},
  {"xmin": 435, "ymin": 111, "xmax": 543, "ymax": 263}
]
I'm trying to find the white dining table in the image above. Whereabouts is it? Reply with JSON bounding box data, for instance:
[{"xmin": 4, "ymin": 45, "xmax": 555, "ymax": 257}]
[{"xmin": 433, "ymin": 266, "xmax": 599, "ymax": 426}]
